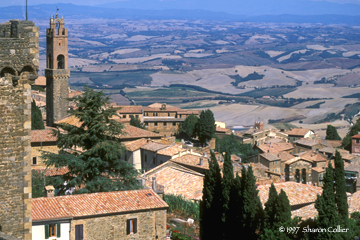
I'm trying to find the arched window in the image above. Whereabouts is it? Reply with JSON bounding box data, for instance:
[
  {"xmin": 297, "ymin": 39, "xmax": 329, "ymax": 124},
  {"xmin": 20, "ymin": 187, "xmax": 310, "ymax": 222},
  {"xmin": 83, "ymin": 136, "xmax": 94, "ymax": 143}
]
[
  {"xmin": 48, "ymin": 54, "xmax": 53, "ymax": 69},
  {"xmin": 295, "ymin": 169, "xmax": 300, "ymax": 183},
  {"xmin": 302, "ymin": 168, "xmax": 307, "ymax": 184},
  {"xmin": 0, "ymin": 67, "xmax": 16, "ymax": 77},
  {"xmin": 57, "ymin": 55, "xmax": 65, "ymax": 69}
]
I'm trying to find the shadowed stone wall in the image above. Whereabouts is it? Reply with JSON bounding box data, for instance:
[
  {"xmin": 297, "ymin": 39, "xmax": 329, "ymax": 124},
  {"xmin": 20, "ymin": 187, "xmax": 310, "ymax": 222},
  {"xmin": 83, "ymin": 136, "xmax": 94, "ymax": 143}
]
[{"xmin": 0, "ymin": 20, "xmax": 39, "ymax": 240}]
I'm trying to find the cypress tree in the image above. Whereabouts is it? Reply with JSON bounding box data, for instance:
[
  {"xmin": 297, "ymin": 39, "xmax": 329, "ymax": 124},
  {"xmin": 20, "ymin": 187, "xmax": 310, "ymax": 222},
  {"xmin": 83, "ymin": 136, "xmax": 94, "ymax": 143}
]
[
  {"xmin": 275, "ymin": 189, "xmax": 292, "ymax": 225},
  {"xmin": 196, "ymin": 109, "xmax": 216, "ymax": 145},
  {"xmin": 221, "ymin": 152, "xmax": 234, "ymax": 238},
  {"xmin": 200, "ymin": 151, "xmax": 223, "ymax": 240},
  {"xmin": 315, "ymin": 163, "xmax": 338, "ymax": 240},
  {"xmin": 31, "ymin": 99, "xmax": 45, "ymax": 130},
  {"xmin": 325, "ymin": 125, "xmax": 341, "ymax": 140},
  {"xmin": 227, "ymin": 174, "xmax": 242, "ymax": 238},
  {"xmin": 241, "ymin": 166, "xmax": 264, "ymax": 239},
  {"xmin": 334, "ymin": 151, "xmax": 350, "ymax": 240},
  {"xmin": 264, "ymin": 183, "xmax": 278, "ymax": 230}
]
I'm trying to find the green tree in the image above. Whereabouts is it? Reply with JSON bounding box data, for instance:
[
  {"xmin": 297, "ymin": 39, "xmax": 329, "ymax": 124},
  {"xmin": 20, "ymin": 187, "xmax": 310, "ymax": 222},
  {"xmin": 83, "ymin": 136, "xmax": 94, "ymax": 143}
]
[
  {"xmin": 264, "ymin": 183, "xmax": 278, "ymax": 230},
  {"xmin": 200, "ymin": 151, "xmax": 223, "ymax": 240},
  {"xmin": 342, "ymin": 118, "xmax": 360, "ymax": 150},
  {"xmin": 240, "ymin": 166, "xmax": 264, "ymax": 239},
  {"xmin": 31, "ymin": 99, "xmax": 45, "ymax": 130},
  {"xmin": 221, "ymin": 152, "xmax": 234, "ymax": 235},
  {"xmin": 334, "ymin": 151, "xmax": 350, "ymax": 239},
  {"xmin": 325, "ymin": 125, "xmax": 341, "ymax": 140},
  {"xmin": 275, "ymin": 189, "xmax": 292, "ymax": 225},
  {"xmin": 349, "ymin": 212, "xmax": 360, "ymax": 239},
  {"xmin": 129, "ymin": 115, "xmax": 145, "ymax": 129},
  {"xmin": 196, "ymin": 109, "xmax": 216, "ymax": 145},
  {"xmin": 227, "ymin": 175, "xmax": 242, "ymax": 238},
  {"xmin": 32, "ymin": 170, "xmax": 47, "ymax": 198},
  {"xmin": 178, "ymin": 114, "xmax": 198, "ymax": 139},
  {"xmin": 315, "ymin": 163, "xmax": 339, "ymax": 240},
  {"xmin": 42, "ymin": 86, "xmax": 141, "ymax": 194}
]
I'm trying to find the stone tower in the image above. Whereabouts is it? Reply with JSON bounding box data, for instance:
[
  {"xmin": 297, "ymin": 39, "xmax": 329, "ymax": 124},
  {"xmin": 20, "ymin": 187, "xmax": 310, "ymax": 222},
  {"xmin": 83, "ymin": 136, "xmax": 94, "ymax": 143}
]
[
  {"xmin": 0, "ymin": 20, "xmax": 39, "ymax": 240},
  {"xmin": 46, "ymin": 14, "xmax": 69, "ymax": 126}
]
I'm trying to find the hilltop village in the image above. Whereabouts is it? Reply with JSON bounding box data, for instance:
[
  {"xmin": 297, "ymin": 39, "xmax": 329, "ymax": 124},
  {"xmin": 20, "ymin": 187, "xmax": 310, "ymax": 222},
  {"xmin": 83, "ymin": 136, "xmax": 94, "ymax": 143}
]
[{"xmin": 2, "ymin": 16, "xmax": 360, "ymax": 240}]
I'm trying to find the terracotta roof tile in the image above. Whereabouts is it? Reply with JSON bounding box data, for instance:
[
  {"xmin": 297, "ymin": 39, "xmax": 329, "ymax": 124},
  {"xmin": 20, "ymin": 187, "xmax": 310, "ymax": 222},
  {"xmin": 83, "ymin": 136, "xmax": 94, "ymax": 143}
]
[
  {"xmin": 32, "ymin": 189, "xmax": 168, "ymax": 221},
  {"xmin": 34, "ymin": 76, "xmax": 46, "ymax": 86},
  {"xmin": 278, "ymin": 152, "xmax": 296, "ymax": 162},
  {"xmin": 144, "ymin": 161, "xmax": 204, "ymax": 200},
  {"xmin": 286, "ymin": 128, "xmax": 313, "ymax": 137},
  {"xmin": 294, "ymin": 138, "xmax": 323, "ymax": 147},
  {"xmin": 322, "ymin": 140, "xmax": 342, "ymax": 148},
  {"xmin": 31, "ymin": 128, "xmax": 57, "ymax": 143},
  {"xmin": 257, "ymin": 142, "xmax": 294, "ymax": 154},
  {"xmin": 157, "ymin": 145, "xmax": 184, "ymax": 156},
  {"xmin": 312, "ymin": 167, "xmax": 326, "ymax": 173},
  {"xmin": 124, "ymin": 138, "xmax": 149, "ymax": 152},
  {"xmin": 257, "ymin": 182, "xmax": 322, "ymax": 207},
  {"xmin": 296, "ymin": 151, "xmax": 327, "ymax": 162},
  {"xmin": 349, "ymin": 190, "xmax": 360, "ymax": 213},
  {"xmin": 291, "ymin": 203, "xmax": 318, "ymax": 219},
  {"xmin": 260, "ymin": 153, "xmax": 281, "ymax": 161},
  {"xmin": 115, "ymin": 105, "xmax": 143, "ymax": 114},
  {"xmin": 172, "ymin": 154, "xmax": 210, "ymax": 170},
  {"xmin": 141, "ymin": 142, "xmax": 169, "ymax": 152},
  {"xmin": 352, "ymin": 134, "xmax": 360, "ymax": 139}
]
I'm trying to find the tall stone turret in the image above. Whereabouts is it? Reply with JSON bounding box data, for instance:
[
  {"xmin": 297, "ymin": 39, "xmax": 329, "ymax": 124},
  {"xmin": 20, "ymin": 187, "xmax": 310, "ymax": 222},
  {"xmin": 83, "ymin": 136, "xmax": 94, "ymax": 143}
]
[
  {"xmin": 46, "ymin": 14, "xmax": 69, "ymax": 126},
  {"xmin": 0, "ymin": 19, "xmax": 39, "ymax": 240}
]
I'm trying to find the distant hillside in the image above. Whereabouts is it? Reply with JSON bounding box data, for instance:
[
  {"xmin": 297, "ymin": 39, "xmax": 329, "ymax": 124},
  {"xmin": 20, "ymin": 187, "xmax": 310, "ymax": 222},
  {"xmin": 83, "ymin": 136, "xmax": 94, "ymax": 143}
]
[{"xmin": 2, "ymin": 3, "xmax": 360, "ymax": 24}]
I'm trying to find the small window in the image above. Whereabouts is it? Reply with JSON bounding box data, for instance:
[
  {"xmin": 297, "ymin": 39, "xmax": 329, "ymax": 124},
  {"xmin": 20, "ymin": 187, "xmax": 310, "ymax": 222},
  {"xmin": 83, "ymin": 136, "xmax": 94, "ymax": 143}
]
[
  {"xmin": 173, "ymin": 122, "xmax": 176, "ymax": 126},
  {"xmin": 32, "ymin": 157, "xmax": 37, "ymax": 165},
  {"xmin": 168, "ymin": 113, "xmax": 170, "ymax": 116},
  {"xmin": 123, "ymin": 115, "xmax": 126, "ymax": 119},
  {"xmin": 75, "ymin": 224, "xmax": 83, "ymax": 240},
  {"xmin": 45, "ymin": 223, "xmax": 60, "ymax": 239},
  {"xmin": 164, "ymin": 122, "xmax": 167, "ymax": 126},
  {"xmin": 154, "ymin": 122, "xmax": 158, "ymax": 126},
  {"xmin": 127, "ymin": 218, "xmax": 137, "ymax": 234},
  {"xmin": 135, "ymin": 115, "xmax": 139, "ymax": 119}
]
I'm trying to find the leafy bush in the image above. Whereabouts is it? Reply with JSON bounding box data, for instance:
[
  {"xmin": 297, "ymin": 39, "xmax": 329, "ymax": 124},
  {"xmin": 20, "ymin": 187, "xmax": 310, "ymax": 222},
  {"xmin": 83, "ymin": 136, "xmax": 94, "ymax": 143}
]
[{"xmin": 164, "ymin": 194, "xmax": 199, "ymax": 219}]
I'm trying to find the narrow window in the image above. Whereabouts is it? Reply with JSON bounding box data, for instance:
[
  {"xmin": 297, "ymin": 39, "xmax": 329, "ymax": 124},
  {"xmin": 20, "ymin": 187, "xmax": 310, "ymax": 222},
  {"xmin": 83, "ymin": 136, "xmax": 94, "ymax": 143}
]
[
  {"xmin": 127, "ymin": 218, "xmax": 137, "ymax": 234},
  {"xmin": 154, "ymin": 122, "xmax": 158, "ymax": 126},
  {"xmin": 123, "ymin": 115, "xmax": 126, "ymax": 119},
  {"xmin": 75, "ymin": 224, "xmax": 83, "ymax": 240},
  {"xmin": 57, "ymin": 55, "xmax": 65, "ymax": 69},
  {"xmin": 173, "ymin": 122, "xmax": 176, "ymax": 126},
  {"xmin": 32, "ymin": 157, "xmax": 37, "ymax": 165}
]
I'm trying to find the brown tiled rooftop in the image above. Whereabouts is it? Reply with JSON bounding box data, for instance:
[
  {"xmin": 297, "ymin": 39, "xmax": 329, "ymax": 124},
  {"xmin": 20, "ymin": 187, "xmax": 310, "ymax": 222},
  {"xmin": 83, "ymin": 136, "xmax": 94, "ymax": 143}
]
[
  {"xmin": 312, "ymin": 167, "xmax": 326, "ymax": 173},
  {"xmin": 291, "ymin": 203, "xmax": 318, "ymax": 219},
  {"xmin": 352, "ymin": 134, "xmax": 360, "ymax": 139},
  {"xmin": 258, "ymin": 182, "xmax": 322, "ymax": 207},
  {"xmin": 286, "ymin": 128, "xmax": 312, "ymax": 137},
  {"xmin": 115, "ymin": 105, "xmax": 143, "ymax": 114},
  {"xmin": 34, "ymin": 76, "xmax": 46, "ymax": 86},
  {"xmin": 157, "ymin": 145, "xmax": 184, "ymax": 156},
  {"xmin": 349, "ymin": 190, "xmax": 360, "ymax": 213},
  {"xmin": 322, "ymin": 140, "xmax": 342, "ymax": 148},
  {"xmin": 33, "ymin": 167, "xmax": 70, "ymax": 177},
  {"xmin": 278, "ymin": 152, "xmax": 296, "ymax": 162},
  {"xmin": 172, "ymin": 154, "xmax": 210, "ymax": 170},
  {"xmin": 31, "ymin": 128, "xmax": 57, "ymax": 143},
  {"xmin": 144, "ymin": 161, "xmax": 204, "ymax": 200},
  {"xmin": 296, "ymin": 151, "xmax": 327, "ymax": 162},
  {"xmin": 141, "ymin": 141, "xmax": 169, "ymax": 152},
  {"xmin": 257, "ymin": 142, "xmax": 294, "ymax": 154},
  {"xmin": 294, "ymin": 138, "xmax": 322, "ymax": 147},
  {"xmin": 32, "ymin": 189, "xmax": 168, "ymax": 221},
  {"xmin": 144, "ymin": 103, "xmax": 182, "ymax": 112},
  {"xmin": 260, "ymin": 153, "xmax": 281, "ymax": 161},
  {"xmin": 124, "ymin": 138, "xmax": 148, "ymax": 152},
  {"xmin": 284, "ymin": 157, "xmax": 305, "ymax": 165}
]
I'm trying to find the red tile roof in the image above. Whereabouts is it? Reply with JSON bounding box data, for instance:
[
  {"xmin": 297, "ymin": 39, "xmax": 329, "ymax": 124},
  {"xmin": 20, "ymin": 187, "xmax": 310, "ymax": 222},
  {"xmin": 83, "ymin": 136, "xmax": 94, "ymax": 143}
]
[
  {"xmin": 258, "ymin": 182, "xmax": 322, "ymax": 207},
  {"xmin": 297, "ymin": 151, "xmax": 327, "ymax": 162},
  {"xmin": 286, "ymin": 128, "xmax": 313, "ymax": 137},
  {"xmin": 115, "ymin": 105, "xmax": 143, "ymax": 114},
  {"xmin": 34, "ymin": 76, "xmax": 46, "ymax": 86},
  {"xmin": 31, "ymin": 128, "xmax": 57, "ymax": 143},
  {"xmin": 124, "ymin": 138, "xmax": 149, "ymax": 152},
  {"xmin": 32, "ymin": 189, "xmax": 168, "ymax": 221},
  {"xmin": 257, "ymin": 142, "xmax": 294, "ymax": 154},
  {"xmin": 352, "ymin": 134, "xmax": 360, "ymax": 139}
]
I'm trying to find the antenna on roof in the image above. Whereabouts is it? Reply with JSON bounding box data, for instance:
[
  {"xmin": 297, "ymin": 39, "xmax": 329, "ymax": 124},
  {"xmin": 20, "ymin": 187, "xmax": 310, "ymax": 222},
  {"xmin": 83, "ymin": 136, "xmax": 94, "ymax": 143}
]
[{"xmin": 26, "ymin": 0, "xmax": 28, "ymax": 20}]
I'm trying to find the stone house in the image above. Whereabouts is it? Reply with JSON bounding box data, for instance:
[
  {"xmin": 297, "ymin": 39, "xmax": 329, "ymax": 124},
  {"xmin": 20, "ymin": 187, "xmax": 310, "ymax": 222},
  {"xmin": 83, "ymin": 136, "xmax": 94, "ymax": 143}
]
[
  {"xmin": 241, "ymin": 128, "xmax": 288, "ymax": 146},
  {"xmin": 256, "ymin": 141, "xmax": 294, "ymax": 154},
  {"xmin": 143, "ymin": 103, "xmax": 199, "ymax": 137},
  {"xmin": 284, "ymin": 157, "xmax": 312, "ymax": 184},
  {"xmin": 258, "ymin": 153, "xmax": 281, "ymax": 175},
  {"xmin": 311, "ymin": 167, "xmax": 326, "ymax": 187},
  {"xmin": 31, "ymin": 128, "xmax": 59, "ymax": 169},
  {"xmin": 352, "ymin": 134, "xmax": 360, "ymax": 154},
  {"xmin": 123, "ymin": 139, "xmax": 149, "ymax": 171},
  {"xmin": 286, "ymin": 128, "xmax": 315, "ymax": 143},
  {"xmin": 32, "ymin": 189, "xmax": 168, "ymax": 240},
  {"xmin": 114, "ymin": 105, "xmax": 143, "ymax": 125},
  {"xmin": 295, "ymin": 151, "xmax": 327, "ymax": 168},
  {"xmin": 293, "ymin": 138, "xmax": 324, "ymax": 154}
]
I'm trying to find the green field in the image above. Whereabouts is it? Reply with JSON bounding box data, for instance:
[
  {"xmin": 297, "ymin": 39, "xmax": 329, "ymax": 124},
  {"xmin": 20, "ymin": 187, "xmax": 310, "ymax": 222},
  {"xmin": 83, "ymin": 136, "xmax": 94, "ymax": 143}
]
[
  {"xmin": 270, "ymin": 123, "xmax": 298, "ymax": 130},
  {"xmin": 239, "ymin": 87, "xmax": 297, "ymax": 98}
]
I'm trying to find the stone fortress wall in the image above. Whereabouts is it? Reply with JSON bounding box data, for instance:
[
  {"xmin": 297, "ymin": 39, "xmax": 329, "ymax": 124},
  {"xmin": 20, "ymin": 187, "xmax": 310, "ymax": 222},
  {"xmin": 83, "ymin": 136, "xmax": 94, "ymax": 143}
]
[{"xmin": 0, "ymin": 20, "xmax": 39, "ymax": 240}]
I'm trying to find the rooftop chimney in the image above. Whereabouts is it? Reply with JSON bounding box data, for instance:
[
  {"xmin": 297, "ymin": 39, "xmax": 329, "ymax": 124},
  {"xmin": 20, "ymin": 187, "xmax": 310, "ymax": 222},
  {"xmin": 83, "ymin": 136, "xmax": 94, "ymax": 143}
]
[
  {"xmin": 152, "ymin": 177, "xmax": 157, "ymax": 191},
  {"xmin": 45, "ymin": 185, "xmax": 55, "ymax": 197}
]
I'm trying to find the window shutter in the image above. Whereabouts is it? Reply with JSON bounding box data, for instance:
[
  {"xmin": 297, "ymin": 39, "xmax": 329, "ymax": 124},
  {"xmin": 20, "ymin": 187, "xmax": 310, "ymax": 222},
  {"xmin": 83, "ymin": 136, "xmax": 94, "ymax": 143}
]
[
  {"xmin": 57, "ymin": 223, "xmax": 61, "ymax": 237},
  {"xmin": 126, "ymin": 219, "xmax": 130, "ymax": 234},
  {"xmin": 79, "ymin": 224, "xmax": 83, "ymax": 240},
  {"xmin": 45, "ymin": 225, "xmax": 49, "ymax": 239},
  {"xmin": 133, "ymin": 219, "xmax": 137, "ymax": 234}
]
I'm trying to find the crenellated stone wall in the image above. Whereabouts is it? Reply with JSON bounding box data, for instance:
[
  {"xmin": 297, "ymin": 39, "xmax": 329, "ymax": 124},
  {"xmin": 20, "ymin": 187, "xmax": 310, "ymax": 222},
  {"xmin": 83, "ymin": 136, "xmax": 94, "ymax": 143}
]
[{"xmin": 0, "ymin": 19, "xmax": 39, "ymax": 240}]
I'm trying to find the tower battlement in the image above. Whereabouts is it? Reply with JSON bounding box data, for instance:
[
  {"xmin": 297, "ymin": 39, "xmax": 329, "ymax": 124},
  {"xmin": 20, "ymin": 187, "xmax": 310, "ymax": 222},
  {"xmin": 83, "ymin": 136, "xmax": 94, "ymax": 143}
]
[{"xmin": 0, "ymin": 19, "xmax": 39, "ymax": 240}]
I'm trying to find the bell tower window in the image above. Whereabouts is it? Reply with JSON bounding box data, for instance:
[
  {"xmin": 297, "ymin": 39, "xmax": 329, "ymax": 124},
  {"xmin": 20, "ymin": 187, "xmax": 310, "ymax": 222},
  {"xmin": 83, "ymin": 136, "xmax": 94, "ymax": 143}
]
[{"xmin": 57, "ymin": 55, "xmax": 65, "ymax": 69}]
